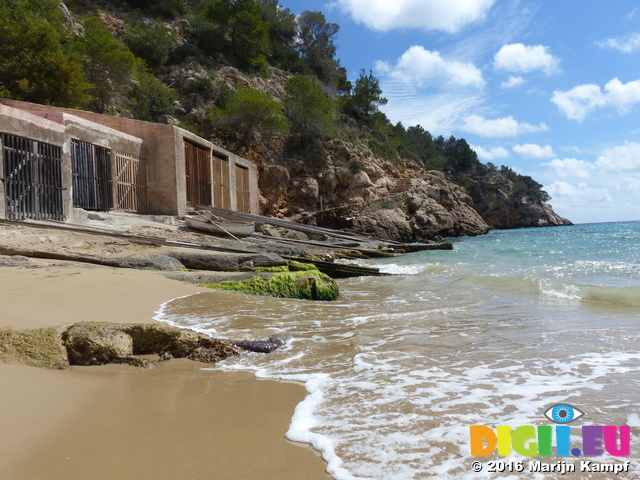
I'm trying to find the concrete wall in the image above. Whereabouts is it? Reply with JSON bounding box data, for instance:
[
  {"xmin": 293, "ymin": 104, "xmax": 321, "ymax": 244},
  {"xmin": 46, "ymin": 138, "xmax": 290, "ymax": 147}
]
[
  {"xmin": 0, "ymin": 99, "xmax": 260, "ymax": 218},
  {"xmin": 60, "ymin": 113, "xmax": 147, "ymax": 218},
  {"xmin": 179, "ymin": 128, "xmax": 260, "ymax": 215}
]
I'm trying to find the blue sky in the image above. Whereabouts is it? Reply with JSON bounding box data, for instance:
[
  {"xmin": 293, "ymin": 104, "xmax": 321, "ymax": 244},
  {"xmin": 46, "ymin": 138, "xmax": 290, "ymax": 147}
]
[{"xmin": 280, "ymin": 0, "xmax": 640, "ymax": 224}]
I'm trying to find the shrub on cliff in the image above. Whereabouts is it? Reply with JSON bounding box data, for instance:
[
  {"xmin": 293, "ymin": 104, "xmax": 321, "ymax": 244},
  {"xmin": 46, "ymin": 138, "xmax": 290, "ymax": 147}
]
[
  {"xmin": 76, "ymin": 16, "xmax": 139, "ymax": 113},
  {"xmin": 127, "ymin": 71, "xmax": 177, "ymax": 122},
  {"xmin": 342, "ymin": 69, "xmax": 387, "ymax": 125},
  {"xmin": 123, "ymin": 19, "xmax": 176, "ymax": 68},
  {"xmin": 0, "ymin": 0, "xmax": 91, "ymax": 107},
  {"xmin": 284, "ymin": 74, "xmax": 335, "ymax": 154},
  {"xmin": 192, "ymin": 0, "xmax": 270, "ymax": 73},
  {"xmin": 210, "ymin": 84, "xmax": 289, "ymax": 153}
]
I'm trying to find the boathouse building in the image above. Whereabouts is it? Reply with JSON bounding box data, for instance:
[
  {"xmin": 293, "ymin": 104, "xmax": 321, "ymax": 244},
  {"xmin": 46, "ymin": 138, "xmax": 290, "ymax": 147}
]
[{"xmin": 0, "ymin": 99, "xmax": 259, "ymax": 222}]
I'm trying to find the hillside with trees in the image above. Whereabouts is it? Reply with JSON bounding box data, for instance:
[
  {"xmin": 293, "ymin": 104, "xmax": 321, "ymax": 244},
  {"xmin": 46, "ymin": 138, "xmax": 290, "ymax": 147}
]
[{"xmin": 0, "ymin": 0, "xmax": 571, "ymax": 239}]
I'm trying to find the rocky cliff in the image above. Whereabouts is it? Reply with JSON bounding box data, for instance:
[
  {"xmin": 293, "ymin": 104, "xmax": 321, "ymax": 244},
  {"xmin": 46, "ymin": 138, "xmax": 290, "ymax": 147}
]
[
  {"xmin": 256, "ymin": 140, "xmax": 489, "ymax": 242},
  {"xmin": 255, "ymin": 139, "xmax": 570, "ymax": 242},
  {"xmin": 467, "ymin": 171, "xmax": 572, "ymax": 229}
]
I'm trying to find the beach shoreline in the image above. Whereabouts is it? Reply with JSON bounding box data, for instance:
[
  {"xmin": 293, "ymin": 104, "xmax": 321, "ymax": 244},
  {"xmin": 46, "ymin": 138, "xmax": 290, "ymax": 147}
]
[{"xmin": 0, "ymin": 261, "xmax": 330, "ymax": 480}]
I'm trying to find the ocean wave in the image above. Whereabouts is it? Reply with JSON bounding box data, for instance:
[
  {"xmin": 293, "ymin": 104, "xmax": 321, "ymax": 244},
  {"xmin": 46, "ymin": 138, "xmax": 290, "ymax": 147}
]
[
  {"xmin": 583, "ymin": 285, "xmax": 640, "ymax": 307},
  {"xmin": 457, "ymin": 274, "xmax": 640, "ymax": 307}
]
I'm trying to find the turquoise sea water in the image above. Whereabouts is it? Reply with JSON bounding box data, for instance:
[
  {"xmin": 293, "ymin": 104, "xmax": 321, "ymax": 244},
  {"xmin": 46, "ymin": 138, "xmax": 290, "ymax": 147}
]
[{"xmin": 159, "ymin": 221, "xmax": 640, "ymax": 479}]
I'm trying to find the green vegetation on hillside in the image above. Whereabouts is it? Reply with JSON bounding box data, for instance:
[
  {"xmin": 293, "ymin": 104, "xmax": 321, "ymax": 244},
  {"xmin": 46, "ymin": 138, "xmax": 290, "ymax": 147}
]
[{"xmin": 0, "ymin": 0, "xmax": 551, "ymax": 203}]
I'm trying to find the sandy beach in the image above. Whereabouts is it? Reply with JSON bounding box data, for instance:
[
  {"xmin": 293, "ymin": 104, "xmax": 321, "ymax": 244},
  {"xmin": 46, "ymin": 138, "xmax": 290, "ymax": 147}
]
[{"xmin": 0, "ymin": 261, "xmax": 329, "ymax": 480}]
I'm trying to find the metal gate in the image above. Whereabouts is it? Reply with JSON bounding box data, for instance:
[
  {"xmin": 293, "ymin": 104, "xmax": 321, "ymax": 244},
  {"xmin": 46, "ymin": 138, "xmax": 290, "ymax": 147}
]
[
  {"xmin": 115, "ymin": 152, "xmax": 148, "ymax": 213},
  {"xmin": 235, "ymin": 164, "xmax": 251, "ymax": 213},
  {"xmin": 212, "ymin": 154, "xmax": 231, "ymax": 209},
  {"xmin": 1, "ymin": 133, "xmax": 65, "ymax": 221},
  {"xmin": 71, "ymin": 139, "xmax": 113, "ymax": 210},
  {"xmin": 184, "ymin": 140, "xmax": 212, "ymax": 206}
]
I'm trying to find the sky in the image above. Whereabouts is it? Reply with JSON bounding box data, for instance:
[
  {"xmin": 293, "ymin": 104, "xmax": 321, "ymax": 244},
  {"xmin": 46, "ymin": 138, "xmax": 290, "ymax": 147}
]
[{"xmin": 280, "ymin": 0, "xmax": 640, "ymax": 224}]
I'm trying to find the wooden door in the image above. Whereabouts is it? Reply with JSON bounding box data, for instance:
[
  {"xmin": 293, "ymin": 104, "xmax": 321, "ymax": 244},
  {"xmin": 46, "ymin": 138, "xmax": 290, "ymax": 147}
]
[
  {"xmin": 235, "ymin": 164, "xmax": 251, "ymax": 213},
  {"xmin": 184, "ymin": 140, "xmax": 212, "ymax": 206}
]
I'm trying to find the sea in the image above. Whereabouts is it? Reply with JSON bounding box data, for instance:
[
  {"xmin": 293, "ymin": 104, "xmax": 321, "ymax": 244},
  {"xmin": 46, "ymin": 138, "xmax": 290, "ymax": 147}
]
[{"xmin": 157, "ymin": 221, "xmax": 640, "ymax": 479}]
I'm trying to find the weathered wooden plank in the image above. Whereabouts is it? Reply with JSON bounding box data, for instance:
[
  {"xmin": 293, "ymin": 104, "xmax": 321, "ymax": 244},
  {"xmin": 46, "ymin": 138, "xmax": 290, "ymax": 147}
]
[
  {"xmin": 201, "ymin": 206, "xmax": 388, "ymax": 244},
  {"xmin": 282, "ymin": 256, "xmax": 389, "ymax": 278},
  {"xmin": 254, "ymin": 233, "xmax": 396, "ymax": 258}
]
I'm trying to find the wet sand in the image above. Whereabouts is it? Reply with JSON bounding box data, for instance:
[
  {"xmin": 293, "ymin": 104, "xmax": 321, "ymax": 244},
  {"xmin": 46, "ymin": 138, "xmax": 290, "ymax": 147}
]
[{"xmin": 0, "ymin": 262, "xmax": 329, "ymax": 480}]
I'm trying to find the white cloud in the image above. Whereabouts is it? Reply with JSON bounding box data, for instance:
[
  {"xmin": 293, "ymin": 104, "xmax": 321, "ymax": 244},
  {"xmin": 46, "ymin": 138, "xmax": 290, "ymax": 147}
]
[
  {"xmin": 542, "ymin": 158, "xmax": 593, "ymax": 178},
  {"xmin": 334, "ymin": 0, "xmax": 495, "ymax": 33},
  {"xmin": 513, "ymin": 143, "xmax": 555, "ymax": 159},
  {"xmin": 500, "ymin": 75, "xmax": 526, "ymax": 89},
  {"xmin": 596, "ymin": 32, "xmax": 640, "ymax": 53},
  {"xmin": 379, "ymin": 84, "xmax": 485, "ymax": 136},
  {"xmin": 376, "ymin": 46, "xmax": 485, "ymax": 88},
  {"xmin": 460, "ymin": 115, "xmax": 549, "ymax": 138},
  {"xmin": 596, "ymin": 142, "xmax": 640, "ymax": 173},
  {"xmin": 551, "ymin": 84, "xmax": 605, "ymax": 121},
  {"xmin": 471, "ymin": 145, "xmax": 510, "ymax": 161},
  {"xmin": 552, "ymin": 78, "xmax": 640, "ymax": 121},
  {"xmin": 545, "ymin": 181, "xmax": 613, "ymax": 205},
  {"xmin": 603, "ymin": 78, "xmax": 640, "ymax": 112},
  {"xmin": 494, "ymin": 43, "xmax": 560, "ymax": 76}
]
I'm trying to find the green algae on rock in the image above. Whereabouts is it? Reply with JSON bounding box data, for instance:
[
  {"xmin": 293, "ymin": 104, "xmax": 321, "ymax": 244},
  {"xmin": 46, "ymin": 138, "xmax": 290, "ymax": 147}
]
[
  {"xmin": 253, "ymin": 265, "xmax": 290, "ymax": 273},
  {"xmin": 286, "ymin": 260, "xmax": 320, "ymax": 271},
  {"xmin": 205, "ymin": 270, "xmax": 340, "ymax": 301}
]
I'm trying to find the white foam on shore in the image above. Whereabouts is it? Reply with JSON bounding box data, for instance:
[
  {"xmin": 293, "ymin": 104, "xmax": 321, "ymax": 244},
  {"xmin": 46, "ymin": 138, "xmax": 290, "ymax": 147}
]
[
  {"xmin": 285, "ymin": 373, "xmax": 368, "ymax": 480},
  {"xmin": 153, "ymin": 293, "xmax": 225, "ymax": 336}
]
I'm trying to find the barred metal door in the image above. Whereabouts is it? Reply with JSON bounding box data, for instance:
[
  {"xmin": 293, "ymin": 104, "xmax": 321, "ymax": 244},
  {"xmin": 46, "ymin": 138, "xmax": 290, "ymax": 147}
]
[
  {"xmin": 185, "ymin": 141, "xmax": 212, "ymax": 206},
  {"xmin": 1, "ymin": 133, "xmax": 65, "ymax": 221},
  {"xmin": 71, "ymin": 139, "xmax": 113, "ymax": 210},
  {"xmin": 115, "ymin": 152, "xmax": 148, "ymax": 213}
]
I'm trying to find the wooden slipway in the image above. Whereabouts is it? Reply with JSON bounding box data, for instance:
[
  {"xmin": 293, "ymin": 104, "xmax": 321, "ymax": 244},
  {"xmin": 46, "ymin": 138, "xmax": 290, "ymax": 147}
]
[
  {"xmin": 199, "ymin": 206, "xmax": 389, "ymax": 243},
  {"xmin": 198, "ymin": 206, "xmax": 454, "ymax": 253},
  {"xmin": 0, "ymin": 218, "xmax": 388, "ymax": 278}
]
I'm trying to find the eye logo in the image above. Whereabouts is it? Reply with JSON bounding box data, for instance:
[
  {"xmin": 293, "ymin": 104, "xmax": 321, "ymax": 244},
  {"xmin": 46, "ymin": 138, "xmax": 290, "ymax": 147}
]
[{"xmin": 544, "ymin": 404, "xmax": 584, "ymax": 424}]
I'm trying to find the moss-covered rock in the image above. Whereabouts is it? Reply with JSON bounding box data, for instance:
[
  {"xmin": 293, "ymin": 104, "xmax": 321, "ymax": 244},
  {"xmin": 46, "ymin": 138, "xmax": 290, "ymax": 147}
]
[
  {"xmin": 0, "ymin": 322, "xmax": 241, "ymax": 369},
  {"xmin": 205, "ymin": 270, "xmax": 339, "ymax": 301},
  {"xmin": 0, "ymin": 327, "xmax": 69, "ymax": 369},
  {"xmin": 62, "ymin": 322, "xmax": 239, "ymax": 366},
  {"xmin": 64, "ymin": 323, "xmax": 134, "ymax": 366},
  {"xmin": 253, "ymin": 265, "xmax": 290, "ymax": 272},
  {"xmin": 286, "ymin": 260, "xmax": 320, "ymax": 271}
]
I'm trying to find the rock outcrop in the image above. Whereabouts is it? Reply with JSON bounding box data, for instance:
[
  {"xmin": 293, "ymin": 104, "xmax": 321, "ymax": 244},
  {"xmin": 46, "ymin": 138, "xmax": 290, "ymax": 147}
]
[
  {"xmin": 468, "ymin": 172, "xmax": 573, "ymax": 229},
  {"xmin": 258, "ymin": 140, "xmax": 489, "ymax": 241},
  {"xmin": 258, "ymin": 139, "xmax": 569, "ymax": 240},
  {"xmin": 0, "ymin": 322, "xmax": 281, "ymax": 369},
  {"xmin": 313, "ymin": 174, "xmax": 490, "ymax": 242}
]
